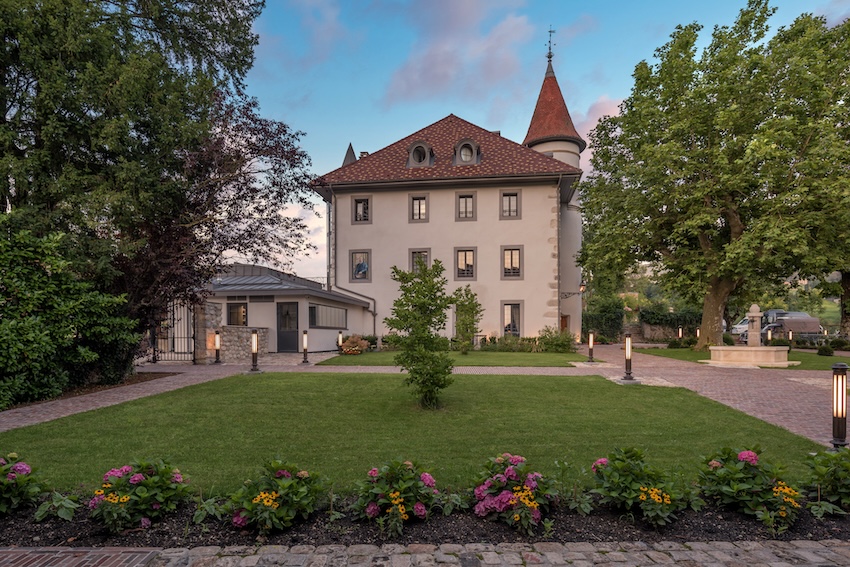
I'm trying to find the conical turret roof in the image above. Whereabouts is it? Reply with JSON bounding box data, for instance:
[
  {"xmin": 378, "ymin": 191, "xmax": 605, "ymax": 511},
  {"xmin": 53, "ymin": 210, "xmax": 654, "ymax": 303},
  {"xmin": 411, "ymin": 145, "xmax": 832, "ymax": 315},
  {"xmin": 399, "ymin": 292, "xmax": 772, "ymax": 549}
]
[{"xmin": 523, "ymin": 60, "xmax": 586, "ymax": 152}]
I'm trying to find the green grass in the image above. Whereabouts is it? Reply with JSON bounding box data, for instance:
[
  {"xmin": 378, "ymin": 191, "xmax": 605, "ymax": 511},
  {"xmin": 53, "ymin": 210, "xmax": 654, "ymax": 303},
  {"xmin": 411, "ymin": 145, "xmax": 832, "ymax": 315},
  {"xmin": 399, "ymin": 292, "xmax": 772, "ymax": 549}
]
[
  {"xmin": 0, "ymin": 372, "xmax": 822, "ymax": 494},
  {"xmin": 317, "ymin": 351, "xmax": 585, "ymax": 366},
  {"xmin": 637, "ymin": 347, "xmax": 849, "ymax": 370}
]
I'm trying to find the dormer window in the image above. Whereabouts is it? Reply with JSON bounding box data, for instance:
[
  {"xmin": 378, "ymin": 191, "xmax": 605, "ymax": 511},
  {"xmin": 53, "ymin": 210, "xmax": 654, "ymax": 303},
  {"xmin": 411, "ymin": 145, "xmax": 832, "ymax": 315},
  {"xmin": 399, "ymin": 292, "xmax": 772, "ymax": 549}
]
[
  {"xmin": 407, "ymin": 142, "xmax": 434, "ymax": 168},
  {"xmin": 453, "ymin": 139, "xmax": 480, "ymax": 166}
]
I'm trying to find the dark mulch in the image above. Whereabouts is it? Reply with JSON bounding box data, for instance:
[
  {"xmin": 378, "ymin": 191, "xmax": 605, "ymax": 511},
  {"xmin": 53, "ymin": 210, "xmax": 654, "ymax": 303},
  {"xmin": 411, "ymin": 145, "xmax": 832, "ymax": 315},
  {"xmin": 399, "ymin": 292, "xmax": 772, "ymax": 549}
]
[{"xmin": 3, "ymin": 498, "xmax": 850, "ymax": 549}]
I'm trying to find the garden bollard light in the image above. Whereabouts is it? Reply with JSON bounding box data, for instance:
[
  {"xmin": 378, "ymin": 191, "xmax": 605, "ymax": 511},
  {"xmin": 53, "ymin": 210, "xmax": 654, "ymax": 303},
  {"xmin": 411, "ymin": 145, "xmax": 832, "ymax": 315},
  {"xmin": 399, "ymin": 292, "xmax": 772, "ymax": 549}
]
[
  {"xmin": 623, "ymin": 333, "xmax": 634, "ymax": 380},
  {"xmin": 696, "ymin": 327, "xmax": 700, "ymax": 339},
  {"xmin": 587, "ymin": 331, "xmax": 595, "ymax": 363},
  {"xmin": 677, "ymin": 326, "xmax": 683, "ymax": 339},
  {"xmin": 214, "ymin": 330, "xmax": 221, "ymax": 363},
  {"xmin": 766, "ymin": 328, "xmax": 772, "ymax": 343},
  {"xmin": 250, "ymin": 329, "xmax": 259, "ymax": 372},
  {"xmin": 338, "ymin": 330, "xmax": 343, "ymax": 353},
  {"xmin": 302, "ymin": 330, "xmax": 309, "ymax": 364},
  {"xmin": 832, "ymin": 363, "xmax": 848, "ymax": 450}
]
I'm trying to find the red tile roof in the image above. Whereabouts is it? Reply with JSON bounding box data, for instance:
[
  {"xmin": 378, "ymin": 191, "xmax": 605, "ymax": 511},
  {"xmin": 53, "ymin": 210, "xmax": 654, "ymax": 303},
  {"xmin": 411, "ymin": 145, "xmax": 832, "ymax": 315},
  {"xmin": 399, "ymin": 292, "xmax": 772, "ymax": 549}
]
[
  {"xmin": 523, "ymin": 62, "xmax": 586, "ymax": 152},
  {"xmin": 317, "ymin": 114, "xmax": 580, "ymax": 187}
]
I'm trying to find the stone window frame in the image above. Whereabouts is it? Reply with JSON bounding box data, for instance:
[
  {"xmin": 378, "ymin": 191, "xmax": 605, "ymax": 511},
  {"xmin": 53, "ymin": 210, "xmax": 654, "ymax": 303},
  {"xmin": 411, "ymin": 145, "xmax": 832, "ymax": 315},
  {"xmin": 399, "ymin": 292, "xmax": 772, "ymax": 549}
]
[
  {"xmin": 454, "ymin": 247, "xmax": 477, "ymax": 281},
  {"xmin": 501, "ymin": 300, "xmax": 523, "ymax": 337},
  {"xmin": 455, "ymin": 191, "xmax": 477, "ymax": 222},
  {"xmin": 409, "ymin": 248, "xmax": 431, "ymax": 271},
  {"xmin": 500, "ymin": 189, "xmax": 522, "ymax": 220},
  {"xmin": 352, "ymin": 195, "xmax": 372, "ymax": 225},
  {"xmin": 409, "ymin": 193, "xmax": 429, "ymax": 223},
  {"xmin": 500, "ymin": 245, "xmax": 523, "ymax": 280}
]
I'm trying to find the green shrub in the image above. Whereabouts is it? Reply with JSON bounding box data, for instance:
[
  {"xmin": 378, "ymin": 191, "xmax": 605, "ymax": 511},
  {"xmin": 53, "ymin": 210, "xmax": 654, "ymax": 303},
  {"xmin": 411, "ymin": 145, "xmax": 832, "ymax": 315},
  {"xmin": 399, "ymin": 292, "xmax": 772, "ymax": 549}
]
[
  {"xmin": 0, "ymin": 452, "xmax": 46, "ymax": 515},
  {"xmin": 804, "ymin": 449, "xmax": 850, "ymax": 519},
  {"xmin": 89, "ymin": 459, "xmax": 192, "ymax": 533},
  {"xmin": 771, "ymin": 338, "xmax": 791, "ymax": 347},
  {"xmin": 591, "ymin": 448, "xmax": 699, "ymax": 527},
  {"xmin": 472, "ymin": 453, "xmax": 556, "ymax": 535},
  {"xmin": 699, "ymin": 447, "xmax": 800, "ymax": 535},
  {"xmin": 830, "ymin": 338, "xmax": 849, "ymax": 351},
  {"xmin": 722, "ymin": 333, "xmax": 735, "ymax": 346},
  {"xmin": 582, "ymin": 297, "xmax": 625, "ymax": 341},
  {"xmin": 818, "ymin": 345, "xmax": 835, "ymax": 356},
  {"xmin": 667, "ymin": 339, "xmax": 683, "ymax": 349},
  {"xmin": 352, "ymin": 459, "xmax": 448, "ymax": 537},
  {"xmin": 226, "ymin": 458, "xmax": 325, "ymax": 535},
  {"xmin": 536, "ymin": 326, "xmax": 577, "ymax": 353},
  {"xmin": 361, "ymin": 335, "xmax": 378, "ymax": 349}
]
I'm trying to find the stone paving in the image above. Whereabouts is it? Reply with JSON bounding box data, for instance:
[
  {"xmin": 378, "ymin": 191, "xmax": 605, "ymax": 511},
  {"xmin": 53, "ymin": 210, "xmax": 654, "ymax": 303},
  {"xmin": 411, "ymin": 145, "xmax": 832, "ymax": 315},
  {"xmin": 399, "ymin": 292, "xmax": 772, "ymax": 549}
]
[{"xmin": 2, "ymin": 345, "xmax": 850, "ymax": 565}]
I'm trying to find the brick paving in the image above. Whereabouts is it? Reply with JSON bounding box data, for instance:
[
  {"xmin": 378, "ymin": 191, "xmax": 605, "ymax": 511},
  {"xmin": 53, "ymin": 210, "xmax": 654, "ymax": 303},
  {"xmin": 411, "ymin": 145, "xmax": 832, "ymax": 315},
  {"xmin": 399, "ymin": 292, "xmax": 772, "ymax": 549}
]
[{"xmin": 2, "ymin": 345, "xmax": 849, "ymax": 565}]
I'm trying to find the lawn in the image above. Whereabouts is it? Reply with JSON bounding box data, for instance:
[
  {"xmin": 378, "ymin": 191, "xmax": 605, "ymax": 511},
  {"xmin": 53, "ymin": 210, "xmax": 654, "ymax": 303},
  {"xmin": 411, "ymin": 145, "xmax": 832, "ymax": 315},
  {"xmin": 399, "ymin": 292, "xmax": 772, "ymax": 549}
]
[
  {"xmin": 317, "ymin": 350, "xmax": 585, "ymax": 366},
  {"xmin": 0, "ymin": 372, "xmax": 822, "ymax": 495},
  {"xmin": 637, "ymin": 347, "xmax": 850, "ymax": 371}
]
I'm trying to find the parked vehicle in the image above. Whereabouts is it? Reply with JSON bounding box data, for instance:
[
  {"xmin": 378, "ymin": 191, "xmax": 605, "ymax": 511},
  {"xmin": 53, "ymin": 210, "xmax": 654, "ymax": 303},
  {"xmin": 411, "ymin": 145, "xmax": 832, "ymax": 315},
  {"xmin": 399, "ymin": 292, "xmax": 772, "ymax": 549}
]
[
  {"xmin": 731, "ymin": 317, "xmax": 749, "ymax": 335},
  {"xmin": 761, "ymin": 316, "xmax": 822, "ymax": 342}
]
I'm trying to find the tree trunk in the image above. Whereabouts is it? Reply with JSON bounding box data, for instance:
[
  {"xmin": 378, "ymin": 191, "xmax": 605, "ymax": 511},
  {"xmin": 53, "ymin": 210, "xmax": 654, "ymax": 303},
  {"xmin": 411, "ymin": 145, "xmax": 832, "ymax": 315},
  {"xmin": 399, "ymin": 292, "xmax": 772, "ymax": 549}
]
[
  {"xmin": 697, "ymin": 276, "xmax": 738, "ymax": 349},
  {"xmin": 841, "ymin": 271, "xmax": 850, "ymax": 337}
]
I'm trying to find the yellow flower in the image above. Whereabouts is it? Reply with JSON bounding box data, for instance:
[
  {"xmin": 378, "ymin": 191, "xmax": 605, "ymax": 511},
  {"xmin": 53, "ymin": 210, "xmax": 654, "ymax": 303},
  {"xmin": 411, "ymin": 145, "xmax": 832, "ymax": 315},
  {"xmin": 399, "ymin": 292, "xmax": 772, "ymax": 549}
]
[
  {"xmin": 779, "ymin": 510, "xmax": 787, "ymax": 517},
  {"xmin": 120, "ymin": 495, "xmax": 130, "ymax": 503},
  {"xmin": 94, "ymin": 489, "xmax": 104, "ymax": 496},
  {"xmin": 398, "ymin": 505, "xmax": 406, "ymax": 514},
  {"xmin": 401, "ymin": 514, "xmax": 409, "ymax": 521},
  {"xmin": 513, "ymin": 514, "xmax": 520, "ymax": 521},
  {"xmin": 272, "ymin": 502, "xmax": 280, "ymax": 509},
  {"xmin": 102, "ymin": 483, "xmax": 112, "ymax": 489}
]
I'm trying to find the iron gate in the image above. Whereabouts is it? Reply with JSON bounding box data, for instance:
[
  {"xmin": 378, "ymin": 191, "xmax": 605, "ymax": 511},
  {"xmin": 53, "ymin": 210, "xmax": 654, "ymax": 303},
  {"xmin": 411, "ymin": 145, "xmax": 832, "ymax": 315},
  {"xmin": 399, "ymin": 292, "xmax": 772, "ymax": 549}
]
[{"xmin": 147, "ymin": 302, "xmax": 195, "ymax": 363}]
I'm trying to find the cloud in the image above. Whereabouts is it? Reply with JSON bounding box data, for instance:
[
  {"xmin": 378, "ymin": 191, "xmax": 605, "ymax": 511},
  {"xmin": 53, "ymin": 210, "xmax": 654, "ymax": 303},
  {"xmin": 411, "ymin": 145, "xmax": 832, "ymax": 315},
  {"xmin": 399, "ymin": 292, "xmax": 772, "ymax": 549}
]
[
  {"xmin": 817, "ymin": 0, "xmax": 850, "ymax": 26},
  {"xmin": 383, "ymin": 0, "xmax": 533, "ymax": 105},
  {"xmin": 573, "ymin": 95, "xmax": 622, "ymax": 173},
  {"xmin": 557, "ymin": 14, "xmax": 598, "ymax": 45}
]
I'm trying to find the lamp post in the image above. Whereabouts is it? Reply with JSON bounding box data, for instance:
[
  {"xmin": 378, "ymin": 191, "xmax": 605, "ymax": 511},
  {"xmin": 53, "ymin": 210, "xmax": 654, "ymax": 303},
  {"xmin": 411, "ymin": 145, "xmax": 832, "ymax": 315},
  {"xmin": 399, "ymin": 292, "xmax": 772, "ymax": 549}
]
[
  {"xmin": 788, "ymin": 330, "xmax": 793, "ymax": 343},
  {"xmin": 338, "ymin": 330, "xmax": 343, "ymax": 353},
  {"xmin": 696, "ymin": 327, "xmax": 700, "ymax": 339},
  {"xmin": 214, "ymin": 330, "xmax": 221, "ymax": 364},
  {"xmin": 587, "ymin": 331, "xmax": 595, "ymax": 363},
  {"xmin": 677, "ymin": 326, "xmax": 683, "ymax": 339},
  {"xmin": 767, "ymin": 328, "xmax": 773, "ymax": 343},
  {"xmin": 832, "ymin": 363, "xmax": 848, "ymax": 450},
  {"xmin": 250, "ymin": 329, "xmax": 259, "ymax": 372},
  {"xmin": 302, "ymin": 330, "xmax": 309, "ymax": 364},
  {"xmin": 622, "ymin": 333, "xmax": 634, "ymax": 381}
]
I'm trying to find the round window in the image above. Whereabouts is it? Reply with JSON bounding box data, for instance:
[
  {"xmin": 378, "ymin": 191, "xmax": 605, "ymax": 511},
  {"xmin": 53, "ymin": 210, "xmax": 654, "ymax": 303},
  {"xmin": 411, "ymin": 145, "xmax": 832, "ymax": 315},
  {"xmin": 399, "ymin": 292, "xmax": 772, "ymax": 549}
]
[
  {"xmin": 412, "ymin": 145, "xmax": 427, "ymax": 164},
  {"xmin": 460, "ymin": 144, "xmax": 474, "ymax": 162}
]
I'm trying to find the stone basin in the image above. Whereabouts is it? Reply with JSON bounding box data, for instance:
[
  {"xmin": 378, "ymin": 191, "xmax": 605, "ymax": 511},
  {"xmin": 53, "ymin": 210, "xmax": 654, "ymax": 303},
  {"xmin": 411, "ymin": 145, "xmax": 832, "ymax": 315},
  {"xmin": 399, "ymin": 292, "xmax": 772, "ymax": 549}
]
[{"xmin": 703, "ymin": 346, "xmax": 801, "ymax": 368}]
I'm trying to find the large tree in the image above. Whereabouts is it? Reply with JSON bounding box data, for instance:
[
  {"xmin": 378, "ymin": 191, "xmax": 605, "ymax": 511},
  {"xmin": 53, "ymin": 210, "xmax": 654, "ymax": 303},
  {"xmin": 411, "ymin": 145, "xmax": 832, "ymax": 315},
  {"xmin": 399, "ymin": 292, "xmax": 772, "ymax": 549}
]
[
  {"xmin": 1, "ymin": 0, "xmax": 314, "ymax": 334},
  {"xmin": 580, "ymin": 0, "xmax": 850, "ymax": 347}
]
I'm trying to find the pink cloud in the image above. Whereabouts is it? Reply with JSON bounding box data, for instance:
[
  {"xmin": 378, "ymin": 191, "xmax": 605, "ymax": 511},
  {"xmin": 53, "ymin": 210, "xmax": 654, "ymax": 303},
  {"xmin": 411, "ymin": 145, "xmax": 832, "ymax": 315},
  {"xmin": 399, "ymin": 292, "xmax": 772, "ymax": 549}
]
[
  {"xmin": 817, "ymin": 0, "xmax": 850, "ymax": 26},
  {"xmin": 573, "ymin": 95, "xmax": 622, "ymax": 173},
  {"xmin": 558, "ymin": 14, "xmax": 598, "ymax": 44}
]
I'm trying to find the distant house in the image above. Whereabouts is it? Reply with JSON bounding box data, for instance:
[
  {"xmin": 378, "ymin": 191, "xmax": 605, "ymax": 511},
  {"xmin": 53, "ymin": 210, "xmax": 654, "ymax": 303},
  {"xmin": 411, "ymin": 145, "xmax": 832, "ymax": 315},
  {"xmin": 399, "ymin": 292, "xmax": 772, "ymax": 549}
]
[{"xmin": 313, "ymin": 54, "xmax": 586, "ymax": 339}]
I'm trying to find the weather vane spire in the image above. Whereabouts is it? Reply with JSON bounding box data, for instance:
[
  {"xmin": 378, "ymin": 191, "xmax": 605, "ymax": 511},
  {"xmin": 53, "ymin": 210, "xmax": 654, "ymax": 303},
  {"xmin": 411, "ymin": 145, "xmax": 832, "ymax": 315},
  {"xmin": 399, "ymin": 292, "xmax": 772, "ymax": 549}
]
[{"xmin": 547, "ymin": 26, "xmax": 555, "ymax": 62}]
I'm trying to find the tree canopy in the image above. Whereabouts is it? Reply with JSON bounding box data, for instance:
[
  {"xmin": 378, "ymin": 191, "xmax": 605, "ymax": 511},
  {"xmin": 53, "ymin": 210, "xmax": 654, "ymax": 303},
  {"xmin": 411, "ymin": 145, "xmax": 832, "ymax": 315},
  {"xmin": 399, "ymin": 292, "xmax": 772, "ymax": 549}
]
[{"xmin": 579, "ymin": 0, "xmax": 850, "ymax": 346}]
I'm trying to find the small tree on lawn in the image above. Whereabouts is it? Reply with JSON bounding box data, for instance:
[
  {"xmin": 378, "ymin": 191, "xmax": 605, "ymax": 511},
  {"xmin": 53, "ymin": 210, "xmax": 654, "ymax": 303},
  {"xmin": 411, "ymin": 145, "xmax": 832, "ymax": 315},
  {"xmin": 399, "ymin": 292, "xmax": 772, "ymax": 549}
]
[
  {"xmin": 384, "ymin": 259, "xmax": 454, "ymax": 409},
  {"xmin": 453, "ymin": 285, "xmax": 484, "ymax": 355}
]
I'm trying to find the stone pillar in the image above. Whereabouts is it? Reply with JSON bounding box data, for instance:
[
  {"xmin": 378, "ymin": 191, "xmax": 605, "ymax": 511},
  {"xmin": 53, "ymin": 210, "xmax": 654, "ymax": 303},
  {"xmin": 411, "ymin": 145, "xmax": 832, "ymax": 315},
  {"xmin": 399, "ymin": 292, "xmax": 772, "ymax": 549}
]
[
  {"xmin": 747, "ymin": 304, "xmax": 762, "ymax": 347},
  {"xmin": 193, "ymin": 301, "xmax": 207, "ymax": 365}
]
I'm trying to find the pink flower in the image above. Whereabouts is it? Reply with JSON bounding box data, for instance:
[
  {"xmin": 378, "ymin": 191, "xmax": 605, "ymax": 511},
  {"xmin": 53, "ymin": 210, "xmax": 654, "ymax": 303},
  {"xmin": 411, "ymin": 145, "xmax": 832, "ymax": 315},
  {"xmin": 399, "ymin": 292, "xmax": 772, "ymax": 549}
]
[
  {"xmin": 140, "ymin": 517, "xmax": 151, "ymax": 529},
  {"xmin": 509, "ymin": 455, "xmax": 525, "ymax": 465},
  {"xmin": 365, "ymin": 501, "xmax": 380, "ymax": 518},
  {"xmin": 495, "ymin": 457, "xmax": 504, "ymax": 464},
  {"xmin": 414, "ymin": 502, "xmax": 427, "ymax": 519},
  {"xmin": 11, "ymin": 462, "xmax": 30, "ymax": 475},
  {"xmin": 276, "ymin": 469, "xmax": 292, "ymax": 478},
  {"xmin": 708, "ymin": 460, "xmax": 723, "ymax": 470},
  {"xmin": 493, "ymin": 490, "xmax": 514, "ymax": 512},
  {"xmin": 103, "ymin": 468, "xmax": 122, "ymax": 482},
  {"xmin": 120, "ymin": 465, "xmax": 133, "ymax": 475},
  {"xmin": 737, "ymin": 451, "xmax": 759, "ymax": 466},
  {"xmin": 403, "ymin": 461, "xmax": 413, "ymax": 469},
  {"xmin": 152, "ymin": 502, "xmax": 161, "ymax": 510},
  {"xmin": 171, "ymin": 473, "xmax": 183, "ymax": 483},
  {"xmin": 129, "ymin": 473, "xmax": 145, "ymax": 485},
  {"xmin": 88, "ymin": 495, "xmax": 105, "ymax": 509},
  {"xmin": 433, "ymin": 489, "xmax": 439, "ymax": 495},
  {"xmin": 297, "ymin": 470, "xmax": 309, "ymax": 479},
  {"xmin": 368, "ymin": 468, "xmax": 379, "ymax": 478},
  {"xmin": 6, "ymin": 473, "xmax": 15, "ymax": 481},
  {"xmin": 474, "ymin": 495, "xmax": 495, "ymax": 517},
  {"xmin": 232, "ymin": 511, "xmax": 249, "ymax": 527},
  {"xmin": 493, "ymin": 474, "xmax": 507, "ymax": 484},
  {"xmin": 420, "ymin": 472, "xmax": 435, "ymax": 488},
  {"xmin": 524, "ymin": 476, "xmax": 538, "ymax": 491},
  {"xmin": 474, "ymin": 481, "xmax": 491, "ymax": 501},
  {"xmin": 531, "ymin": 508, "xmax": 541, "ymax": 523},
  {"xmin": 505, "ymin": 466, "xmax": 519, "ymax": 481},
  {"xmin": 0, "ymin": 458, "xmax": 6, "ymax": 466},
  {"xmin": 592, "ymin": 458, "xmax": 608, "ymax": 473}
]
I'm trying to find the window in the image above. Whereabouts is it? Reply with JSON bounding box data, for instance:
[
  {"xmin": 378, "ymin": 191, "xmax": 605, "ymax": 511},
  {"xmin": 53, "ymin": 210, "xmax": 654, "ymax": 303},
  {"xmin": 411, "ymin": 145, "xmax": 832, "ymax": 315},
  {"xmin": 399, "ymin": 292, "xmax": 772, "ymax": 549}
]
[
  {"xmin": 309, "ymin": 304, "xmax": 347, "ymax": 329},
  {"xmin": 350, "ymin": 250, "xmax": 371, "ymax": 283},
  {"xmin": 453, "ymin": 139, "xmax": 480, "ymax": 166},
  {"xmin": 408, "ymin": 142, "xmax": 434, "ymax": 167},
  {"xmin": 500, "ymin": 190, "xmax": 521, "ymax": 220},
  {"xmin": 455, "ymin": 247, "xmax": 476, "ymax": 280},
  {"xmin": 502, "ymin": 302, "xmax": 522, "ymax": 337},
  {"xmin": 249, "ymin": 295, "xmax": 274, "ymax": 302},
  {"xmin": 352, "ymin": 196, "xmax": 371, "ymax": 224},
  {"xmin": 501, "ymin": 246, "xmax": 523, "ymax": 280},
  {"xmin": 227, "ymin": 303, "xmax": 247, "ymax": 326},
  {"xmin": 456, "ymin": 191, "xmax": 476, "ymax": 221},
  {"xmin": 410, "ymin": 248, "xmax": 431, "ymax": 271},
  {"xmin": 409, "ymin": 194, "xmax": 429, "ymax": 223}
]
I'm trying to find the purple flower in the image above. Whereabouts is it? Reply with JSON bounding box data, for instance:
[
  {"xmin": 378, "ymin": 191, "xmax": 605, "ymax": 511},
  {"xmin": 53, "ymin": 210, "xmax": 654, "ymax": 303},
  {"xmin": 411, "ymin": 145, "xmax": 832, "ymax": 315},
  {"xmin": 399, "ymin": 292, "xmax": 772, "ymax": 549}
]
[
  {"xmin": 232, "ymin": 511, "xmax": 249, "ymax": 527},
  {"xmin": 0, "ymin": 458, "xmax": 6, "ymax": 466},
  {"xmin": 103, "ymin": 468, "xmax": 122, "ymax": 482},
  {"xmin": 6, "ymin": 473, "xmax": 16, "ymax": 481},
  {"xmin": 738, "ymin": 450, "xmax": 759, "ymax": 466},
  {"xmin": 365, "ymin": 501, "xmax": 380, "ymax": 518},
  {"xmin": 531, "ymin": 508, "xmax": 541, "ymax": 523},
  {"xmin": 367, "ymin": 468, "xmax": 379, "ymax": 478},
  {"xmin": 592, "ymin": 458, "xmax": 608, "ymax": 473},
  {"xmin": 88, "ymin": 495, "xmax": 105, "ymax": 509},
  {"xmin": 433, "ymin": 489, "xmax": 439, "ymax": 495},
  {"xmin": 509, "ymin": 455, "xmax": 525, "ymax": 465},
  {"xmin": 276, "ymin": 469, "xmax": 292, "ymax": 478},
  {"xmin": 473, "ymin": 495, "xmax": 495, "ymax": 517},
  {"xmin": 414, "ymin": 502, "xmax": 427, "ymax": 519},
  {"xmin": 120, "ymin": 465, "xmax": 133, "ymax": 475},
  {"xmin": 493, "ymin": 474, "xmax": 507, "ymax": 484},
  {"xmin": 505, "ymin": 466, "xmax": 519, "ymax": 481},
  {"xmin": 11, "ymin": 460, "xmax": 30, "ymax": 475},
  {"xmin": 493, "ymin": 490, "xmax": 514, "ymax": 512},
  {"xmin": 171, "ymin": 473, "xmax": 183, "ymax": 483},
  {"xmin": 152, "ymin": 502, "xmax": 161, "ymax": 510},
  {"xmin": 140, "ymin": 517, "xmax": 151, "ymax": 529},
  {"xmin": 524, "ymin": 476, "xmax": 538, "ymax": 491},
  {"xmin": 474, "ymin": 482, "xmax": 490, "ymax": 501},
  {"xmin": 420, "ymin": 472, "xmax": 435, "ymax": 488},
  {"xmin": 129, "ymin": 473, "xmax": 145, "ymax": 485}
]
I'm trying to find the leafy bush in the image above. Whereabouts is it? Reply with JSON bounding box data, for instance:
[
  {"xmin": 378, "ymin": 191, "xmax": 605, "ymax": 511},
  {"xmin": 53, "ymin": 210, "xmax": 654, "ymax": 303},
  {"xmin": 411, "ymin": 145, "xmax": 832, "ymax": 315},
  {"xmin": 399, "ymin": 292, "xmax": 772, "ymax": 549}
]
[
  {"xmin": 667, "ymin": 339, "xmax": 683, "ymax": 349},
  {"xmin": 0, "ymin": 452, "xmax": 46, "ymax": 515},
  {"xmin": 722, "ymin": 333, "xmax": 735, "ymax": 346},
  {"xmin": 639, "ymin": 303, "xmax": 702, "ymax": 328},
  {"xmin": 472, "ymin": 453, "xmax": 556, "ymax": 535},
  {"xmin": 582, "ymin": 297, "xmax": 625, "ymax": 340},
  {"xmin": 453, "ymin": 285, "xmax": 484, "ymax": 355},
  {"xmin": 352, "ymin": 459, "xmax": 447, "ymax": 537},
  {"xmin": 479, "ymin": 335, "xmax": 537, "ymax": 352},
  {"xmin": 699, "ymin": 447, "xmax": 800, "ymax": 534},
  {"xmin": 829, "ymin": 338, "xmax": 849, "ymax": 351},
  {"xmin": 804, "ymin": 449, "xmax": 850, "ymax": 518},
  {"xmin": 591, "ymin": 448, "xmax": 699, "ymax": 527},
  {"xmin": 771, "ymin": 338, "xmax": 791, "ymax": 347},
  {"xmin": 818, "ymin": 345, "xmax": 835, "ymax": 356},
  {"xmin": 226, "ymin": 458, "xmax": 325, "ymax": 535},
  {"xmin": 537, "ymin": 326, "xmax": 577, "ymax": 353},
  {"xmin": 89, "ymin": 459, "xmax": 192, "ymax": 533},
  {"xmin": 341, "ymin": 335, "xmax": 369, "ymax": 355}
]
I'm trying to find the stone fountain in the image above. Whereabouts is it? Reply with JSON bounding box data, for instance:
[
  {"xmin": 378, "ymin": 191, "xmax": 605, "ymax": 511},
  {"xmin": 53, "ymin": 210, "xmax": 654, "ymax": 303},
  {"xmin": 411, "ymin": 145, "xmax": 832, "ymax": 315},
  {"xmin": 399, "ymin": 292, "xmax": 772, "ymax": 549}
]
[{"xmin": 703, "ymin": 304, "xmax": 800, "ymax": 368}]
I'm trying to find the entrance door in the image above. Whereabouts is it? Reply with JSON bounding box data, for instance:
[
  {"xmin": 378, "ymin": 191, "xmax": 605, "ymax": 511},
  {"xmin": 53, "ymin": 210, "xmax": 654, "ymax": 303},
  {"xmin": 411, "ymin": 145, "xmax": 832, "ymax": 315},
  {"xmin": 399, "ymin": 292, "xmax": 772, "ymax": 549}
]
[{"xmin": 277, "ymin": 302, "xmax": 299, "ymax": 352}]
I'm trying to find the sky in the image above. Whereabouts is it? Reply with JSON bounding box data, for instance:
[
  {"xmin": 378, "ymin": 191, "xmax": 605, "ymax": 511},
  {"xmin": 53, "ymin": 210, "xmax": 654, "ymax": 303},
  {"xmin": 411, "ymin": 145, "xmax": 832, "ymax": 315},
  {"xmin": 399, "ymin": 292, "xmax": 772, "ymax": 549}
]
[{"xmin": 243, "ymin": 0, "xmax": 850, "ymax": 278}]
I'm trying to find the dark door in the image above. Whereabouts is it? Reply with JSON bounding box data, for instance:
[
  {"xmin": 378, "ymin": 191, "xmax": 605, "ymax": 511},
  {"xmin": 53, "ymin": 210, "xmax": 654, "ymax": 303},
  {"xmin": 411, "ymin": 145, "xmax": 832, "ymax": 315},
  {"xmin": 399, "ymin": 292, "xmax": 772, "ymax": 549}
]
[{"xmin": 277, "ymin": 302, "xmax": 299, "ymax": 352}]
